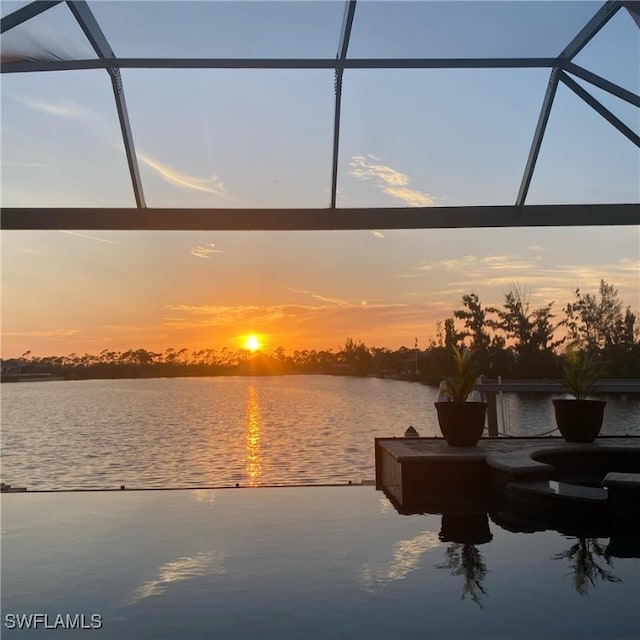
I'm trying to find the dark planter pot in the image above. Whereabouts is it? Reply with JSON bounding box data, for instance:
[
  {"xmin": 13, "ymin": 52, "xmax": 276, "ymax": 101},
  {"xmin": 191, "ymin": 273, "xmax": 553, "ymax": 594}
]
[
  {"xmin": 439, "ymin": 512, "xmax": 493, "ymax": 545},
  {"xmin": 552, "ymin": 399, "xmax": 606, "ymax": 443},
  {"xmin": 435, "ymin": 402, "xmax": 487, "ymax": 447}
]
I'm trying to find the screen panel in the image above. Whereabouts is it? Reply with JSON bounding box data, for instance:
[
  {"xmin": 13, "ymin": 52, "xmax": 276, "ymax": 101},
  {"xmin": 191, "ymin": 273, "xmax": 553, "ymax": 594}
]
[
  {"xmin": 348, "ymin": 1, "xmax": 600, "ymax": 59},
  {"xmin": 337, "ymin": 68, "xmax": 550, "ymax": 208},
  {"xmin": 88, "ymin": 1, "xmax": 345, "ymax": 59},
  {"xmin": 1, "ymin": 70, "xmax": 136, "ymax": 207},
  {"xmin": 121, "ymin": 69, "xmax": 335, "ymax": 208},
  {"xmin": 1, "ymin": 2, "xmax": 97, "ymax": 61}
]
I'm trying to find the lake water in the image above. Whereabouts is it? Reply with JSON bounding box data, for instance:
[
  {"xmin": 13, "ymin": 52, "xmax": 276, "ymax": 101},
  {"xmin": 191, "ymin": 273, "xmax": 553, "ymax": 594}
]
[{"xmin": 1, "ymin": 375, "xmax": 639, "ymax": 490}]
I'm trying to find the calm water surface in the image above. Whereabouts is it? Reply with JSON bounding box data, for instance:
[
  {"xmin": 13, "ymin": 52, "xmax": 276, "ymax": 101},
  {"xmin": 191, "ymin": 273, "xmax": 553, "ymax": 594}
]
[
  {"xmin": 2, "ymin": 487, "xmax": 639, "ymax": 640},
  {"xmin": 2, "ymin": 376, "xmax": 639, "ymax": 489}
]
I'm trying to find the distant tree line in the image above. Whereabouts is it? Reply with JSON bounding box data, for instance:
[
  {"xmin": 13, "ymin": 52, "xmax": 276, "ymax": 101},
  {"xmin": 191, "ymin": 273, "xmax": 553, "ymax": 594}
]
[{"xmin": 7, "ymin": 280, "xmax": 639, "ymax": 382}]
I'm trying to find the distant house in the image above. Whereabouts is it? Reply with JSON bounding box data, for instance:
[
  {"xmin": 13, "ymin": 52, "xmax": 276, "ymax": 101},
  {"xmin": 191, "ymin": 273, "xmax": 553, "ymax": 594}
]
[
  {"xmin": 1, "ymin": 359, "xmax": 24, "ymax": 375},
  {"xmin": 1, "ymin": 358, "xmax": 57, "ymax": 382}
]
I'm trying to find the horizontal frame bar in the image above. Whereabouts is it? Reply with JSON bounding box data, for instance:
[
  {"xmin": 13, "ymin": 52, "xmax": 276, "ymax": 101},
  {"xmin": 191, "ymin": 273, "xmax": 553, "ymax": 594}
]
[
  {"xmin": 2, "ymin": 204, "xmax": 638, "ymax": 231},
  {"xmin": 1, "ymin": 57, "xmax": 559, "ymax": 74}
]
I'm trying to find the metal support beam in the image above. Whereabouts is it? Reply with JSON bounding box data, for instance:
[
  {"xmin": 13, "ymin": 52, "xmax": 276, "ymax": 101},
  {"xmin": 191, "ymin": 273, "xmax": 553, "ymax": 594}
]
[
  {"xmin": 66, "ymin": 1, "xmax": 146, "ymax": 208},
  {"xmin": 1, "ymin": 0, "xmax": 62, "ymax": 34},
  {"xmin": 622, "ymin": 1, "xmax": 640, "ymax": 27},
  {"xmin": 66, "ymin": 0, "xmax": 113, "ymax": 61},
  {"xmin": 563, "ymin": 62, "xmax": 640, "ymax": 107},
  {"xmin": 516, "ymin": 68, "xmax": 560, "ymax": 206},
  {"xmin": 559, "ymin": 71, "xmax": 640, "ymax": 147},
  {"xmin": 2, "ymin": 204, "xmax": 638, "ymax": 231},
  {"xmin": 108, "ymin": 71, "xmax": 146, "ymax": 207},
  {"xmin": 559, "ymin": 1, "xmax": 622, "ymax": 61},
  {"xmin": 337, "ymin": 1, "xmax": 357, "ymax": 61},
  {"xmin": 331, "ymin": 75, "xmax": 343, "ymax": 209},
  {"xmin": 330, "ymin": 1, "xmax": 357, "ymax": 209},
  {"xmin": 1, "ymin": 57, "xmax": 560, "ymax": 74}
]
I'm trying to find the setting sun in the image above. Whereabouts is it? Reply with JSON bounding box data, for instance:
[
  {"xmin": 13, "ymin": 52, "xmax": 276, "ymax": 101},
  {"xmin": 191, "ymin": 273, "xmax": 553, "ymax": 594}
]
[{"xmin": 244, "ymin": 335, "xmax": 261, "ymax": 352}]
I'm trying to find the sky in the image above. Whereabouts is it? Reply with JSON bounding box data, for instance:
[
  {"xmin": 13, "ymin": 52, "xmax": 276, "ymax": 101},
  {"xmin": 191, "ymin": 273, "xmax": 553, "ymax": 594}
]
[{"xmin": 1, "ymin": 1, "xmax": 639, "ymax": 358}]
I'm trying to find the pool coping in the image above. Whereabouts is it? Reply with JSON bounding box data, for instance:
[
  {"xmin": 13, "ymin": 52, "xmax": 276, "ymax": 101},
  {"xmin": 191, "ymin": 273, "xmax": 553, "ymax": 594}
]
[{"xmin": 375, "ymin": 436, "xmax": 640, "ymax": 518}]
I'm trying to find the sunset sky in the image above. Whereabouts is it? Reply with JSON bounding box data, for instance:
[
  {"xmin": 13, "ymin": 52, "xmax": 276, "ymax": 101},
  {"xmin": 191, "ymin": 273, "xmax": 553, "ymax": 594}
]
[{"xmin": 1, "ymin": 1, "xmax": 638, "ymax": 358}]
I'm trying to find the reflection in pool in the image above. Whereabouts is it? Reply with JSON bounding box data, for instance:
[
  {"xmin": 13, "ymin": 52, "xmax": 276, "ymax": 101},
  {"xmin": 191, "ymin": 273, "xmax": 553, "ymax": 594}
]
[
  {"xmin": 2, "ymin": 486, "xmax": 638, "ymax": 640},
  {"xmin": 553, "ymin": 538, "xmax": 622, "ymax": 597}
]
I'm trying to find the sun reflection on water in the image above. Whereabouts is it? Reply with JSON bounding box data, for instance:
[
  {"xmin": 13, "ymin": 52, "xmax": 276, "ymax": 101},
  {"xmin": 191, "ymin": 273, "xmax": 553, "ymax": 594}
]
[{"xmin": 245, "ymin": 385, "xmax": 262, "ymax": 486}]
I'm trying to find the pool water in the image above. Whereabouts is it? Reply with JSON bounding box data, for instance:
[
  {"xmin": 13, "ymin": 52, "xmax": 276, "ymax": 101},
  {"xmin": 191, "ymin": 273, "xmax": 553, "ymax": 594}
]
[{"xmin": 2, "ymin": 486, "xmax": 639, "ymax": 639}]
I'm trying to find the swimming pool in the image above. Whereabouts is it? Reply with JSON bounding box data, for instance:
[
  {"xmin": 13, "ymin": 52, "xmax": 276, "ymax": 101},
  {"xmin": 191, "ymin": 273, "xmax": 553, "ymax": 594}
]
[{"xmin": 2, "ymin": 486, "xmax": 638, "ymax": 639}]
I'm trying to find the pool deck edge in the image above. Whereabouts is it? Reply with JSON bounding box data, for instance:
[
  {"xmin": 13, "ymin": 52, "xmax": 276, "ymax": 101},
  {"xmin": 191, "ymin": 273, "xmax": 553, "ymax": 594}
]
[{"xmin": 375, "ymin": 436, "xmax": 640, "ymax": 517}]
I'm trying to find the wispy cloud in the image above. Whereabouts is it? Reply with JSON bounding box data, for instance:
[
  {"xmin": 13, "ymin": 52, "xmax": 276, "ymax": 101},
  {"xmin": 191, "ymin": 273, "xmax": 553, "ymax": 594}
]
[
  {"xmin": 405, "ymin": 254, "xmax": 535, "ymax": 277},
  {"xmin": 59, "ymin": 231, "xmax": 121, "ymax": 245},
  {"xmin": 616, "ymin": 257, "xmax": 640, "ymax": 272},
  {"xmin": 101, "ymin": 324, "xmax": 167, "ymax": 334},
  {"xmin": 162, "ymin": 299, "xmax": 416, "ymax": 342},
  {"xmin": 283, "ymin": 287, "xmax": 351, "ymax": 307},
  {"xmin": 397, "ymin": 254, "xmax": 640, "ymax": 311},
  {"xmin": 383, "ymin": 186, "xmax": 435, "ymax": 207},
  {"xmin": 162, "ymin": 304, "xmax": 296, "ymax": 331},
  {"xmin": 191, "ymin": 243, "xmax": 223, "ymax": 259},
  {"xmin": 16, "ymin": 96, "xmax": 94, "ymax": 119},
  {"xmin": 412, "ymin": 255, "xmax": 640, "ymax": 286},
  {"xmin": 162, "ymin": 299, "xmax": 413, "ymax": 335},
  {"xmin": 2, "ymin": 160, "xmax": 48, "ymax": 168},
  {"xmin": 165, "ymin": 304, "xmax": 258, "ymax": 316},
  {"xmin": 163, "ymin": 304, "xmax": 270, "ymax": 328},
  {"xmin": 350, "ymin": 155, "xmax": 407, "ymax": 186},
  {"xmin": 2, "ymin": 329, "xmax": 81, "ymax": 338},
  {"xmin": 349, "ymin": 154, "xmax": 436, "ymax": 207},
  {"xmin": 481, "ymin": 255, "xmax": 532, "ymax": 271},
  {"xmin": 137, "ymin": 153, "xmax": 224, "ymax": 195},
  {"xmin": 14, "ymin": 247, "xmax": 46, "ymax": 256}
]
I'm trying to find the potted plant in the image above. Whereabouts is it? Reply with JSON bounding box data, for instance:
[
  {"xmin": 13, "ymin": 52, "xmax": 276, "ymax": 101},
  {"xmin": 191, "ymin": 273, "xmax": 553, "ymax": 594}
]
[
  {"xmin": 434, "ymin": 346, "xmax": 487, "ymax": 447},
  {"xmin": 553, "ymin": 345, "xmax": 606, "ymax": 443}
]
